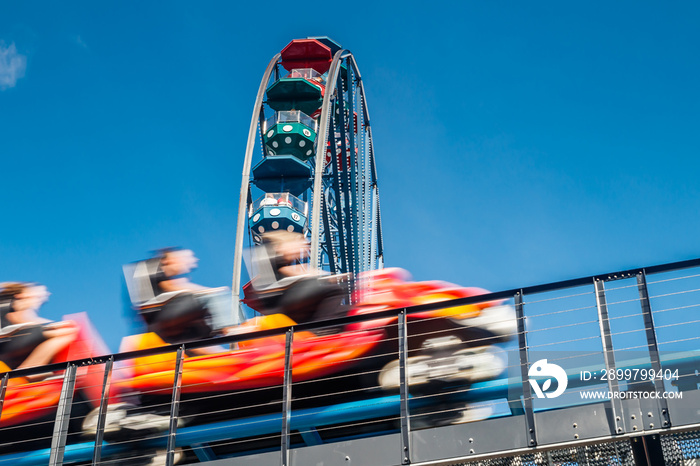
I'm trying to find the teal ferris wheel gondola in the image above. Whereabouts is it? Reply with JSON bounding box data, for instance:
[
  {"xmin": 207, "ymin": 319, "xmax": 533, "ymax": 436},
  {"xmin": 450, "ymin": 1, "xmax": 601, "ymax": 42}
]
[
  {"xmin": 262, "ymin": 110, "xmax": 317, "ymax": 160},
  {"xmin": 265, "ymin": 68, "xmax": 325, "ymax": 116}
]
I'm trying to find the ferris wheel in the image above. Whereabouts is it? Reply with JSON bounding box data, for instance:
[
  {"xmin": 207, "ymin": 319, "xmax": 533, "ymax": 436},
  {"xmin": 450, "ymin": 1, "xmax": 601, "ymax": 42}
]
[{"xmin": 232, "ymin": 37, "xmax": 384, "ymax": 308}]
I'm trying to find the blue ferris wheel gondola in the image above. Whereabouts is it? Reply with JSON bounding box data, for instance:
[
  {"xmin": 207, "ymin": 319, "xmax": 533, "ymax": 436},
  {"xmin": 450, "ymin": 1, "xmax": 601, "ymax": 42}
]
[
  {"xmin": 250, "ymin": 154, "xmax": 311, "ymax": 243},
  {"xmin": 251, "ymin": 155, "xmax": 312, "ymax": 196},
  {"xmin": 248, "ymin": 192, "xmax": 308, "ymax": 243}
]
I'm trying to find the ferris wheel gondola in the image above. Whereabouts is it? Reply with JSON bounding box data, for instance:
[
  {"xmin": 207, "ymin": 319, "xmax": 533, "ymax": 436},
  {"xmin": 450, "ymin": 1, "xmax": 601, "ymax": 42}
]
[{"xmin": 232, "ymin": 37, "xmax": 384, "ymax": 310}]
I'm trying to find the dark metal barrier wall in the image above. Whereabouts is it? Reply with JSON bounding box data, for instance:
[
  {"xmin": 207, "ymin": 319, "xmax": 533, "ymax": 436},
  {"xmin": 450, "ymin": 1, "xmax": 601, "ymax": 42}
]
[
  {"xmin": 1, "ymin": 258, "xmax": 699, "ymax": 465},
  {"xmin": 453, "ymin": 439, "xmax": 637, "ymax": 466}
]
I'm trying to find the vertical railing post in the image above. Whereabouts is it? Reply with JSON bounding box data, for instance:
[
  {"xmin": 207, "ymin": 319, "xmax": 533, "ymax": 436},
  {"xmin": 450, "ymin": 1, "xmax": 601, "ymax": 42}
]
[
  {"xmin": 398, "ymin": 309, "xmax": 411, "ymax": 464},
  {"xmin": 281, "ymin": 328, "xmax": 294, "ymax": 466},
  {"xmin": 166, "ymin": 346, "xmax": 185, "ymax": 466},
  {"xmin": 49, "ymin": 363, "xmax": 78, "ymax": 466},
  {"xmin": 514, "ymin": 291, "xmax": 537, "ymax": 447},
  {"xmin": 92, "ymin": 357, "xmax": 114, "ymax": 465},
  {"xmin": 0, "ymin": 372, "xmax": 8, "ymax": 421},
  {"xmin": 637, "ymin": 270, "xmax": 672, "ymax": 428},
  {"xmin": 0, "ymin": 369, "xmax": 8, "ymax": 453},
  {"xmin": 594, "ymin": 278, "xmax": 624, "ymax": 434}
]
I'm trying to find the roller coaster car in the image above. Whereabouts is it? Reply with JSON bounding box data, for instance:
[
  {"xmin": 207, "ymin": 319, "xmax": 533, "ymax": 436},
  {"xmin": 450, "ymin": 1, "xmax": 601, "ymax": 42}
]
[
  {"xmin": 111, "ymin": 314, "xmax": 384, "ymax": 400},
  {"xmin": 110, "ymin": 268, "xmax": 515, "ymax": 412},
  {"xmin": 0, "ymin": 313, "xmax": 108, "ymax": 429},
  {"xmin": 350, "ymin": 268, "xmax": 517, "ymax": 389},
  {"xmin": 350, "ymin": 268, "xmax": 516, "ymax": 346}
]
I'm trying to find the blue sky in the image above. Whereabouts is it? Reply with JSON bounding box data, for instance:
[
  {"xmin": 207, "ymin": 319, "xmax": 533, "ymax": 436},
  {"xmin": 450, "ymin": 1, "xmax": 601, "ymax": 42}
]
[{"xmin": 2, "ymin": 2, "xmax": 699, "ymax": 352}]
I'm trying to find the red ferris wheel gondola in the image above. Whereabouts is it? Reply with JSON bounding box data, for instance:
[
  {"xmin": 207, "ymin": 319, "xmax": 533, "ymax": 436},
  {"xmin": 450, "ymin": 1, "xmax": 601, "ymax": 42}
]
[{"xmin": 280, "ymin": 38, "xmax": 333, "ymax": 74}]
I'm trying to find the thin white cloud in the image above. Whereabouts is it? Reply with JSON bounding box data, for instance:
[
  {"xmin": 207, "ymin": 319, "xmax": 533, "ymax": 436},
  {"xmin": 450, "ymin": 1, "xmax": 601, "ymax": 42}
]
[
  {"xmin": 75, "ymin": 35, "xmax": 88, "ymax": 50},
  {"xmin": 0, "ymin": 42, "xmax": 27, "ymax": 90}
]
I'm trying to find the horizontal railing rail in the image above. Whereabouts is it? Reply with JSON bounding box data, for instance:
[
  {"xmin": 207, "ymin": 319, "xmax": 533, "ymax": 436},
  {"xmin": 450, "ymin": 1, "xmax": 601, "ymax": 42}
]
[{"xmin": 4, "ymin": 256, "xmax": 699, "ymax": 380}]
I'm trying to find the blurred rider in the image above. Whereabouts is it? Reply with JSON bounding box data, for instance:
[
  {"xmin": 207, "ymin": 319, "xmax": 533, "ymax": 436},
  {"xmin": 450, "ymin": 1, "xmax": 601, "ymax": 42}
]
[
  {"xmin": 253, "ymin": 231, "xmax": 348, "ymax": 332},
  {"xmin": 139, "ymin": 248, "xmax": 239, "ymax": 347},
  {"xmin": 0, "ymin": 282, "xmax": 78, "ymax": 372}
]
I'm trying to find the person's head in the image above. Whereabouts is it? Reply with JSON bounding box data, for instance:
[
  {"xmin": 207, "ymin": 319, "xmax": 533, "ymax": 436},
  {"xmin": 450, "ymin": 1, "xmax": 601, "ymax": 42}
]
[
  {"xmin": 156, "ymin": 247, "xmax": 199, "ymax": 277},
  {"xmin": 262, "ymin": 231, "xmax": 309, "ymax": 262},
  {"xmin": 0, "ymin": 282, "xmax": 50, "ymax": 312}
]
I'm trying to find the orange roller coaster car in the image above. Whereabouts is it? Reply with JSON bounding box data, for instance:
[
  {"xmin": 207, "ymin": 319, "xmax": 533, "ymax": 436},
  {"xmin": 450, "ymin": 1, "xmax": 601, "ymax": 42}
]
[
  {"xmin": 109, "ymin": 268, "xmax": 513, "ymax": 402},
  {"xmin": 0, "ymin": 313, "xmax": 109, "ymax": 428}
]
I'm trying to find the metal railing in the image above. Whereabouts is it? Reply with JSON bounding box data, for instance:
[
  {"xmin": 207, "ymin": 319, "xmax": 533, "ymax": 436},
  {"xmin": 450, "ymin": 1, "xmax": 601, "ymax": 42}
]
[{"xmin": 1, "ymin": 257, "xmax": 700, "ymax": 465}]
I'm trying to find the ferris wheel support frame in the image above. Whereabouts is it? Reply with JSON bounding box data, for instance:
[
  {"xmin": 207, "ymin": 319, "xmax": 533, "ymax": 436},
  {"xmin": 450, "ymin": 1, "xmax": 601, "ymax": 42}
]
[
  {"xmin": 309, "ymin": 49, "xmax": 345, "ymax": 269},
  {"xmin": 231, "ymin": 53, "xmax": 280, "ymax": 307}
]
